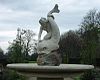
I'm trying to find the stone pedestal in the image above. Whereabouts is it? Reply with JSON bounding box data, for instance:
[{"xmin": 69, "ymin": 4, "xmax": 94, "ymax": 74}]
[
  {"xmin": 28, "ymin": 77, "xmax": 74, "ymax": 80},
  {"xmin": 37, "ymin": 77, "xmax": 63, "ymax": 80},
  {"xmin": 7, "ymin": 63, "xmax": 94, "ymax": 80},
  {"xmin": 65, "ymin": 78, "xmax": 74, "ymax": 80}
]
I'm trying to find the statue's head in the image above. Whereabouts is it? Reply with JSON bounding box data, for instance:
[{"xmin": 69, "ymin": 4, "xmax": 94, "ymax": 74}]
[{"xmin": 39, "ymin": 17, "xmax": 47, "ymax": 27}]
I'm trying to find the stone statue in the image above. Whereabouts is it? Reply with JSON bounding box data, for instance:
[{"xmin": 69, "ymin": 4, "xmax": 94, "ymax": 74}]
[{"xmin": 37, "ymin": 4, "xmax": 61, "ymax": 66}]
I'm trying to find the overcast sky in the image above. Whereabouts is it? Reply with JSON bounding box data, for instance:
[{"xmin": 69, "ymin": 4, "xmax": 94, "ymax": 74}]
[{"xmin": 0, "ymin": 0, "xmax": 100, "ymax": 52}]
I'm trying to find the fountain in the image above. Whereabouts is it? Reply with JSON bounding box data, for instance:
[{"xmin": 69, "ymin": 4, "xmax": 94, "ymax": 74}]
[{"xmin": 7, "ymin": 4, "xmax": 94, "ymax": 80}]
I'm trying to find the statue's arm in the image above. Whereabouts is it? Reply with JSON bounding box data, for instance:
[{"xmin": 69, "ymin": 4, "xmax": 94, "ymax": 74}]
[{"xmin": 38, "ymin": 26, "xmax": 43, "ymax": 42}]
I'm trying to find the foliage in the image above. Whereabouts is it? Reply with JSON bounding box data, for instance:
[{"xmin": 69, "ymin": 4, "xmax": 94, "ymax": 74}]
[
  {"xmin": 74, "ymin": 76, "xmax": 81, "ymax": 80},
  {"xmin": 80, "ymin": 70, "xmax": 95, "ymax": 80},
  {"xmin": 6, "ymin": 28, "xmax": 36, "ymax": 63},
  {"xmin": 6, "ymin": 40, "xmax": 25, "ymax": 63},
  {"xmin": 59, "ymin": 30, "xmax": 82, "ymax": 63},
  {"xmin": 59, "ymin": 9, "xmax": 100, "ymax": 65},
  {"xmin": 30, "ymin": 53, "xmax": 38, "ymax": 61},
  {"xmin": 79, "ymin": 9, "xmax": 100, "ymax": 64},
  {"xmin": 93, "ymin": 69, "xmax": 100, "ymax": 80},
  {"xmin": 0, "ymin": 47, "xmax": 3, "ymax": 54},
  {"xmin": 28, "ymin": 61, "xmax": 37, "ymax": 63},
  {"xmin": 0, "ymin": 47, "xmax": 4, "ymax": 58},
  {"xmin": 21, "ymin": 29, "xmax": 36, "ymax": 60},
  {"xmin": 73, "ymin": 69, "xmax": 100, "ymax": 80},
  {"xmin": 80, "ymin": 69, "xmax": 100, "ymax": 80},
  {"xmin": 0, "ymin": 47, "xmax": 7, "ymax": 66},
  {"xmin": 1, "ymin": 69, "xmax": 26, "ymax": 80}
]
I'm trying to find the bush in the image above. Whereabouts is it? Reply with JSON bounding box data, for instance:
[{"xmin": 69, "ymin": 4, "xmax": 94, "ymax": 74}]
[
  {"xmin": 80, "ymin": 70, "xmax": 95, "ymax": 80},
  {"xmin": 80, "ymin": 69, "xmax": 100, "ymax": 80},
  {"xmin": 2, "ymin": 69, "xmax": 26, "ymax": 80}
]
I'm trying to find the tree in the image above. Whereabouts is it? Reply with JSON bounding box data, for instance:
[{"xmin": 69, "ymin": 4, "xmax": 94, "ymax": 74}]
[
  {"xmin": 79, "ymin": 9, "xmax": 100, "ymax": 64},
  {"xmin": 59, "ymin": 30, "xmax": 82, "ymax": 63},
  {"xmin": 0, "ymin": 47, "xmax": 4, "ymax": 55},
  {"xmin": 7, "ymin": 40, "xmax": 24, "ymax": 63},
  {"xmin": 6, "ymin": 28, "xmax": 36, "ymax": 63},
  {"xmin": 20, "ymin": 29, "xmax": 36, "ymax": 60},
  {"xmin": 30, "ymin": 53, "xmax": 38, "ymax": 61},
  {"xmin": 0, "ymin": 47, "xmax": 7, "ymax": 65},
  {"xmin": 2, "ymin": 69, "xmax": 26, "ymax": 80}
]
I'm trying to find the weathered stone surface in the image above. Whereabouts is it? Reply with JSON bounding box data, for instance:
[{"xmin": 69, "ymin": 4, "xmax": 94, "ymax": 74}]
[
  {"xmin": 37, "ymin": 4, "xmax": 61, "ymax": 66},
  {"xmin": 37, "ymin": 51, "xmax": 61, "ymax": 66},
  {"xmin": 37, "ymin": 77, "xmax": 63, "ymax": 80},
  {"xmin": 7, "ymin": 63, "xmax": 94, "ymax": 80},
  {"xmin": 7, "ymin": 64, "xmax": 94, "ymax": 71}
]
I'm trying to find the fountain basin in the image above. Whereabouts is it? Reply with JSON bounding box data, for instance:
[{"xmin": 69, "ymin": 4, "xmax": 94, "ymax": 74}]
[{"xmin": 7, "ymin": 63, "xmax": 94, "ymax": 80}]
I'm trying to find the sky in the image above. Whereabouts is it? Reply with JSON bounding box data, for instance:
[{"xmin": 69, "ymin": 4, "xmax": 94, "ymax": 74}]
[{"xmin": 0, "ymin": 0, "xmax": 100, "ymax": 52}]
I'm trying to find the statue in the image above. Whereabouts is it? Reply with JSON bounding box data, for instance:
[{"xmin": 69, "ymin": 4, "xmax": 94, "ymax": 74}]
[{"xmin": 37, "ymin": 4, "xmax": 61, "ymax": 66}]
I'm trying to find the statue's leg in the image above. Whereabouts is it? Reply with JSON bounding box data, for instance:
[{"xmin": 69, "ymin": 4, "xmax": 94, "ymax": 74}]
[
  {"xmin": 47, "ymin": 4, "xmax": 60, "ymax": 17},
  {"xmin": 52, "ymin": 4, "xmax": 60, "ymax": 13}
]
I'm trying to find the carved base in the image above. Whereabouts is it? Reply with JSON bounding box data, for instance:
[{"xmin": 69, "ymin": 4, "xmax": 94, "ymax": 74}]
[
  {"xmin": 37, "ymin": 51, "xmax": 61, "ymax": 66},
  {"xmin": 37, "ymin": 77, "xmax": 63, "ymax": 80},
  {"xmin": 28, "ymin": 77, "xmax": 74, "ymax": 80}
]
